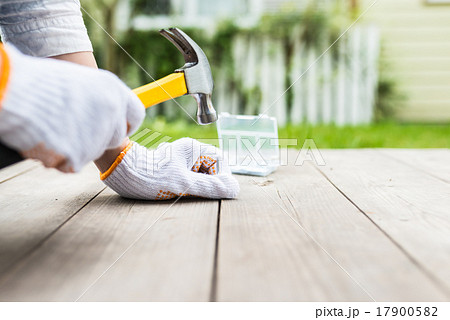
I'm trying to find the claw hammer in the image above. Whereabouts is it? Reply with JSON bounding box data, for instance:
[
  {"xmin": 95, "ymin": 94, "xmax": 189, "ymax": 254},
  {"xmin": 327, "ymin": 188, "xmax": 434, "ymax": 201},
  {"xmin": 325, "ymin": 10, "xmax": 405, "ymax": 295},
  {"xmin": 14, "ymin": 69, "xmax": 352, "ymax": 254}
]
[
  {"xmin": 134, "ymin": 27, "xmax": 217, "ymax": 125},
  {"xmin": 0, "ymin": 28, "xmax": 217, "ymax": 169}
]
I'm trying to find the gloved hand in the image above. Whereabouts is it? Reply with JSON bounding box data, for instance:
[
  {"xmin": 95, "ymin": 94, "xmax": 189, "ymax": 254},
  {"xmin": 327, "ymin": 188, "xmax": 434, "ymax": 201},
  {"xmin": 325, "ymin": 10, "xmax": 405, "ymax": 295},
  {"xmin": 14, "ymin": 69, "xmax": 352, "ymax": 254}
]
[
  {"xmin": 101, "ymin": 138, "xmax": 240, "ymax": 200},
  {"xmin": 0, "ymin": 44, "xmax": 145, "ymax": 172}
]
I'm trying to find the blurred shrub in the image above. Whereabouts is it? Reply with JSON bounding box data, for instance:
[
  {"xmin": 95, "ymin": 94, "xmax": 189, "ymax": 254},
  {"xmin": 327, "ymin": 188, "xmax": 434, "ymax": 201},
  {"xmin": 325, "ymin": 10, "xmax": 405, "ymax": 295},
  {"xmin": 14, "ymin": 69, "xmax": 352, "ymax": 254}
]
[
  {"xmin": 375, "ymin": 46, "xmax": 405, "ymax": 121},
  {"xmin": 85, "ymin": 1, "xmax": 398, "ymax": 123}
]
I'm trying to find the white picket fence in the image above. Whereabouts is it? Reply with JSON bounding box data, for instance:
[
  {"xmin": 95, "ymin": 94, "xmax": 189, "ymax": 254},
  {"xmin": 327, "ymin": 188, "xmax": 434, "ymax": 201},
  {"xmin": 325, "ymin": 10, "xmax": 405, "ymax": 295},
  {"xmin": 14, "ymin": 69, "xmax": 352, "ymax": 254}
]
[{"xmin": 214, "ymin": 26, "xmax": 380, "ymax": 126}]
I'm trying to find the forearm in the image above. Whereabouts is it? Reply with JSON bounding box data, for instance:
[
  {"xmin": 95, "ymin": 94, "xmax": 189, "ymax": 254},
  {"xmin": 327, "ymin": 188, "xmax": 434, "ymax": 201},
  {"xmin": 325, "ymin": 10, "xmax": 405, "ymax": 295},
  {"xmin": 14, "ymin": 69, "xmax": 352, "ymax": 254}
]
[
  {"xmin": 49, "ymin": 51, "xmax": 129, "ymax": 173},
  {"xmin": 0, "ymin": 1, "xmax": 134, "ymax": 173},
  {"xmin": 51, "ymin": 51, "xmax": 98, "ymax": 68}
]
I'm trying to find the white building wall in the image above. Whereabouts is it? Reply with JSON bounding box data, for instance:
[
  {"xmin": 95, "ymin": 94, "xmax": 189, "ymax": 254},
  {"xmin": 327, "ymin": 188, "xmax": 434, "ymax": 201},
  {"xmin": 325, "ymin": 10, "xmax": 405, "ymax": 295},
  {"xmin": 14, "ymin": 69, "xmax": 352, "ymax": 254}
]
[{"xmin": 362, "ymin": 0, "xmax": 450, "ymax": 122}]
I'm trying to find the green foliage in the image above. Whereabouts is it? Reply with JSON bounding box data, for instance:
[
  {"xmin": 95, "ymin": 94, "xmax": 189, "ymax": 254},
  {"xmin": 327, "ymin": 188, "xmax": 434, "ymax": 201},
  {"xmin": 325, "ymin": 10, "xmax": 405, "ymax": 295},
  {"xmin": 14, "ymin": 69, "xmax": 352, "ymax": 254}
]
[
  {"xmin": 375, "ymin": 78, "xmax": 402, "ymax": 121},
  {"xmin": 85, "ymin": 1, "xmax": 400, "ymax": 124},
  {"xmin": 210, "ymin": 20, "xmax": 240, "ymax": 66},
  {"xmin": 256, "ymin": 6, "xmax": 341, "ymax": 120},
  {"xmin": 130, "ymin": 0, "xmax": 171, "ymax": 16},
  {"xmin": 121, "ymin": 30, "xmax": 183, "ymax": 83},
  {"xmin": 131, "ymin": 117, "xmax": 219, "ymax": 147},
  {"xmin": 133, "ymin": 118, "xmax": 450, "ymax": 149},
  {"xmin": 258, "ymin": 6, "xmax": 328, "ymax": 47},
  {"xmin": 120, "ymin": 28, "xmax": 208, "ymax": 86},
  {"xmin": 375, "ymin": 45, "xmax": 406, "ymax": 121}
]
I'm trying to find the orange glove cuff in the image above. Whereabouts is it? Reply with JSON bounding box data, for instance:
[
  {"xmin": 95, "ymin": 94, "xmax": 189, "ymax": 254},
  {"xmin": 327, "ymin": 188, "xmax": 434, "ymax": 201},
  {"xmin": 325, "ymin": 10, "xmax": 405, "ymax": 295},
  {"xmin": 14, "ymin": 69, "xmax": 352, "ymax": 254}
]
[
  {"xmin": 100, "ymin": 141, "xmax": 134, "ymax": 180},
  {"xmin": 0, "ymin": 44, "xmax": 11, "ymax": 107}
]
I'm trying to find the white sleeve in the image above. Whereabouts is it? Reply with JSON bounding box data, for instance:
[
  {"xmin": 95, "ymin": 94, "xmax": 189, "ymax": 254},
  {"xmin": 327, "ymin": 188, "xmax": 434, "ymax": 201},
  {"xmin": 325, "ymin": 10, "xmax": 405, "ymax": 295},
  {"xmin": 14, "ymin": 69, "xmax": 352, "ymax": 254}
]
[{"xmin": 0, "ymin": 0, "xmax": 93, "ymax": 57}]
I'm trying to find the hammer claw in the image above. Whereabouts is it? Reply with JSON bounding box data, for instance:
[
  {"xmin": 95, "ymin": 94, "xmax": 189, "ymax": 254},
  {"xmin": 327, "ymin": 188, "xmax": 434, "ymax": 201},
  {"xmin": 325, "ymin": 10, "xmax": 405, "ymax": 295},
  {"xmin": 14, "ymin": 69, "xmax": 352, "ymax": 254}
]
[
  {"xmin": 136, "ymin": 28, "xmax": 217, "ymax": 124},
  {"xmin": 160, "ymin": 28, "xmax": 198, "ymax": 64}
]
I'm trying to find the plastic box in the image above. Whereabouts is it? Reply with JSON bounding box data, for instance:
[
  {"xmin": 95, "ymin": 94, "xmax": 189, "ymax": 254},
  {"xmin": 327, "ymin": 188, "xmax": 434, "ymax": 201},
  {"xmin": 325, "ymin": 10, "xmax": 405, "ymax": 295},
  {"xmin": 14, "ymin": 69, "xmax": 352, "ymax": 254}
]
[{"xmin": 217, "ymin": 113, "xmax": 279, "ymax": 176}]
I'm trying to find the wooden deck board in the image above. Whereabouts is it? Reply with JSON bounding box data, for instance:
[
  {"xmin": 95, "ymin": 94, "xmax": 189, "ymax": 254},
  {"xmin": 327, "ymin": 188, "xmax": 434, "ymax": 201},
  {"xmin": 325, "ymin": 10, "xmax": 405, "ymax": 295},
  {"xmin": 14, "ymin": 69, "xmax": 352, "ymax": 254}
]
[
  {"xmin": 215, "ymin": 161, "xmax": 448, "ymax": 301},
  {"xmin": 0, "ymin": 160, "xmax": 40, "ymax": 184},
  {"xmin": 378, "ymin": 149, "xmax": 450, "ymax": 183},
  {"xmin": 0, "ymin": 188, "xmax": 219, "ymax": 301},
  {"xmin": 0, "ymin": 149, "xmax": 448, "ymax": 301},
  {"xmin": 315, "ymin": 149, "xmax": 450, "ymax": 296},
  {"xmin": 0, "ymin": 164, "xmax": 104, "ymax": 275}
]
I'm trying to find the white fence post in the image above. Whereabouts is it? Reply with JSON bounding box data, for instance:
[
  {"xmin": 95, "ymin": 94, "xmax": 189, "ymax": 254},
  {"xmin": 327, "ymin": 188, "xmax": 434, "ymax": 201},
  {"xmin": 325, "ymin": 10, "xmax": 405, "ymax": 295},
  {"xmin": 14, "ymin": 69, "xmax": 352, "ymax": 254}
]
[
  {"xmin": 306, "ymin": 46, "xmax": 318, "ymax": 124},
  {"xmin": 350, "ymin": 27, "xmax": 361, "ymax": 125},
  {"xmin": 365, "ymin": 26, "xmax": 380, "ymax": 123},
  {"xmin": 322, "ymin": 42, "xmax": 333, "ymax": 124},
  {"xmin": 211, "ymin": 26, "xmax": 379, "ymax": 127},
  {"xmin": 290, "ymin": 32, "xmax": 305, "ymax": 124},
  {"xmin": 336, "ymin": 35, "xmax": 348, "ymax": 125},
  {"xmin": 259, "ymin": 37, "xmax": 272, "ymax": 118},
  {"xmin": 273, "ymin": 39, "xmax": 287, "ymax": 126}
]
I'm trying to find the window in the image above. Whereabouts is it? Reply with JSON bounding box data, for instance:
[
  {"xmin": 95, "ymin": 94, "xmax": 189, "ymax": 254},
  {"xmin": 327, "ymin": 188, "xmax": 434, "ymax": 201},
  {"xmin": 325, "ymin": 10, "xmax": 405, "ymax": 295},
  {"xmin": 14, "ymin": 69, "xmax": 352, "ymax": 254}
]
[
  {"xmin": 134, "ymin": 0, "xmax": 171, "ymax": 15},
  {"xmin": 196, "ymin": 0, "xmax": 249, "ymax": 17}
]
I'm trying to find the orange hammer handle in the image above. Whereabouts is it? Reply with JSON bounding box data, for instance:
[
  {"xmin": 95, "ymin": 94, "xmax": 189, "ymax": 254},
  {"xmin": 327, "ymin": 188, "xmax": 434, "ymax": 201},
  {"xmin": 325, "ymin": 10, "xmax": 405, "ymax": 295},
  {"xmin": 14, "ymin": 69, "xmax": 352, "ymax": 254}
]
[{"xmin": 132, "ymin": 72, "xmax": 188, "ymax": 108}]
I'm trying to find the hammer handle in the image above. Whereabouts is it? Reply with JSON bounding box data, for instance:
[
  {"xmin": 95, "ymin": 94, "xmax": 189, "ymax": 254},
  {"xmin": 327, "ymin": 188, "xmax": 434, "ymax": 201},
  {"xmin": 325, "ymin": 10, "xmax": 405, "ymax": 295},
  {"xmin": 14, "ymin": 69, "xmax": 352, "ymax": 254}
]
[{"xmin": 132, "ymin": 72, "xmax": 187, "ymax": 108}]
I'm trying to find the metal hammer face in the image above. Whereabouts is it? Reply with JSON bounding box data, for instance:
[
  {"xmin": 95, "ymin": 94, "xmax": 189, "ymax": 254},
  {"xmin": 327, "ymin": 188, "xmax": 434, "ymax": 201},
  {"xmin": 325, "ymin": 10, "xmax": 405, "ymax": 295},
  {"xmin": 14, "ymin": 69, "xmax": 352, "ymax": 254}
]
[
  {"xmin": 132, "ymin": 28, "xmax": 217, "ymax": 125},
  {"xmin": 160, "ymin": 28, "xmax": 216, "ymax": 125}
]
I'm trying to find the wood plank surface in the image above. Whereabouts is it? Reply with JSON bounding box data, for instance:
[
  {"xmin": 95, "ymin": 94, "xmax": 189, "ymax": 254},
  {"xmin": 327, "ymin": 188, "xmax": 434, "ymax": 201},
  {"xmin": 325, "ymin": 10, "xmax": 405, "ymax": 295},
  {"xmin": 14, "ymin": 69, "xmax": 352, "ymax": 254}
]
[
  {"xmin": 0, "ymin": 160, "xmax": 40, "ymax": 184},
  {"xmin": 0, "ymin": 188, "xmax": 219, "ymax": 301},
  {"xmin": 0, "ymin": 163, "xmax": 104, "ymax": 274},
  {"xmin": 215, "ymin": 158, "xmax": 448, "ymax": 301},
  {"xmin": 1, "ymin": 149, "xmax": 448, "ymax": 301},
  {"xmin": 315, "ymin": 149, "xmax": 450, "ymax": 296},
  {"xmin": 378, "ymin": 149, "xmax": 450, "ymax": 183}
]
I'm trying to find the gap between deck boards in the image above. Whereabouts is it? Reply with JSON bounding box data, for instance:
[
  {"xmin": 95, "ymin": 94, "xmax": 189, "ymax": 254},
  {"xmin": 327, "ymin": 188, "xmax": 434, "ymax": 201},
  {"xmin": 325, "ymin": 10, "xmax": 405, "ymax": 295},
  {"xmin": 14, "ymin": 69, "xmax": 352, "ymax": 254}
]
[
  {"xmin": 1, "ymin": 150, "xmax": 449, "ymax": 301},
  {"xmin": 311, "ymin": 161, "xmax": 449, "ymax": 296},
  {"xmin": 213, "ymin": 150, "xmax": 449, "ymax": 301},
  {"xmin": 0, "ymin": 187, "xmax": 106, "ymax": 283},
  {"xmin": 0, "ymin": 160, "xmax": 40, "ymax": 185},
  {"xmin": 209, "ymin": 200, "xmax": 221, "ymax": 302},
  {"xmin": 310, "ymin": 149, "xmax": 450, "ymax": 298},
  {"xmin": 377, "ymin": 149, "xmax": 450, "ymax": 184}
]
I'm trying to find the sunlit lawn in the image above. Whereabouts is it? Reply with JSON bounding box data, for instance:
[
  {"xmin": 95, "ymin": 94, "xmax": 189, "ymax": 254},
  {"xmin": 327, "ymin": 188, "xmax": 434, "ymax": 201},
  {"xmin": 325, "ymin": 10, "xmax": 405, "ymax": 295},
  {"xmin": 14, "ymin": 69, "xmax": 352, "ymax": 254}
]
[{"xmin": 132, "ymin": 117, "xmax": 450, "ymax": 149}]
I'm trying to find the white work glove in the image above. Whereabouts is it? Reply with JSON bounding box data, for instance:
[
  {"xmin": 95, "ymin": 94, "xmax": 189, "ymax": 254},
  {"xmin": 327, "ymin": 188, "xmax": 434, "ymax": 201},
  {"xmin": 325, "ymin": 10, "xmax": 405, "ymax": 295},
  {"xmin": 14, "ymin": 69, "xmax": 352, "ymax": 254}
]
[
  {"xmin": 0, "ymin": 45, "xmax": 144, "ymax": 172},
  {"xmin": 102, "ymin": 138, "xmax": 240, "ymax": 200}
]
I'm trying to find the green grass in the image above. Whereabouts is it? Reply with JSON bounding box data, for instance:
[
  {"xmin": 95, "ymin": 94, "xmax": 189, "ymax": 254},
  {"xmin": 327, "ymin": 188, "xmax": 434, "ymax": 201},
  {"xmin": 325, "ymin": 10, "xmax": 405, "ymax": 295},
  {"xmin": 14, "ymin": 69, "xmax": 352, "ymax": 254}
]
[
  {"xmin": 280, "ymin": 122, "xmax": 450, "ymax": 148},
  {"xmin": 132, "ymin": 117, "xmax": 450, "ymax": 149}
]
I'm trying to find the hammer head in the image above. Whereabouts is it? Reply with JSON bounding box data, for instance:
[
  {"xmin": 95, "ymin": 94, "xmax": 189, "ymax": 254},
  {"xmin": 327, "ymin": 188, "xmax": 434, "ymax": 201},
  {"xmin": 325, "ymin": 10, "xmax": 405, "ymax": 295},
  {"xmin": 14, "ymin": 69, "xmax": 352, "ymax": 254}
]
[{"xmin": 160, "ymin": 28, "xmax": 217, "ymax": 125}]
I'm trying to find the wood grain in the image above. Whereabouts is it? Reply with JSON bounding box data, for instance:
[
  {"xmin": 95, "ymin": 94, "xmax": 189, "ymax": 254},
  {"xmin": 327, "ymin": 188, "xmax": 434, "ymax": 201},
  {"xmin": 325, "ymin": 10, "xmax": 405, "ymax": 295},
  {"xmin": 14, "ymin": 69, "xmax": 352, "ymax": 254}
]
[
  {"xmin": 0, "ymin": 163, "xmax": 104, "ymax": 274},
  {"xmin": 379, "ymin": 149, "xmax": 450, "ymax": 183},
  {"xmin": 215, "ymin": 158, "xmax": 448, "ymax": 301},
  {"xmin": 1, "ymin": 149, "xmax": 449, "ymax": 301},
  {"xmin": 0, "ymin": 160, "xmax": 40, "ymax": 184},
  {"xmin": 0, "ymin": 188, "xmax": 219, "ymax": 301},
  {"xmin": 316, "ymin": 149, "xmax": 450, "ymax": 295}
]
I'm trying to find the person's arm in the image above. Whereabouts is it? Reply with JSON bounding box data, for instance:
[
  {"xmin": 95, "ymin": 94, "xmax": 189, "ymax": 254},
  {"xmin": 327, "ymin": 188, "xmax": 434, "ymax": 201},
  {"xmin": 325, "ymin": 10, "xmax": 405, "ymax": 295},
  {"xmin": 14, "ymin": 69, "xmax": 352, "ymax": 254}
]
[
  {"xmin": 0, "ymin": 0, "xmax": 130, "ymax": 173},
  {"xmin": 0, "ymin": 0, "xmax": 92, "ymax": 57},
  {"xmin": 51, "ymin": 51, "xmax": 98, "ymax": 68},
  {"xmin": 0, "ymin": 1, "xmax": 239, "ymax": 199},
  {"xmin": 50, "ymin": 52, "xmax": 128, "ymax": 173},
  {"xmin": 0, "ymin": 44, "xmax": 144, "ymax": 173},
  {"xmin": 0, "ymin": 1, "xmax": 135, "ymax": 173}
]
